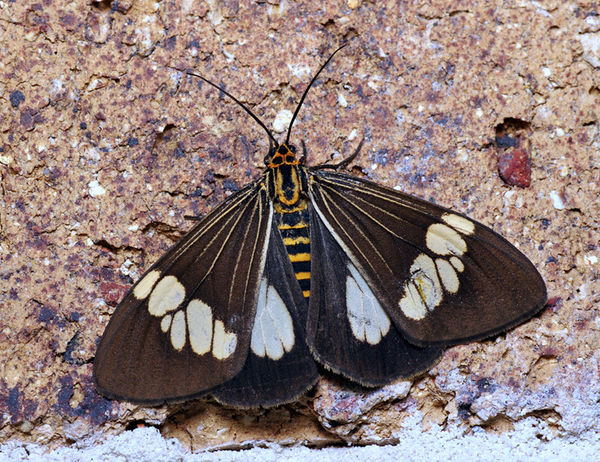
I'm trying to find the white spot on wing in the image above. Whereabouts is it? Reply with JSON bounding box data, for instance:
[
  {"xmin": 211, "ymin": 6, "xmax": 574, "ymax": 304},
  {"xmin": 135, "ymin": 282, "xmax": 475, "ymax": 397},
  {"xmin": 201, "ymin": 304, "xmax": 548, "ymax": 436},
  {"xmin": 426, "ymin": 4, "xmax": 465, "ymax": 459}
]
[
  {"xmin": 170, "ymin": 310, "xmax": 186, "ymax": 351},
  {"xmin": 251, "ymin": 278, "xmax": 295, "ymax": 360},
  {"xmin": 250, "ymin": 281, "xmax": 268, "ymax": 358},
  {"xmin": 187, "ymin": 299, "xmax": 213, "ymax": 355},
  {"xmin": 148, "ymin": 275, "xmax": 186, "ymax": 316},
  {"xmin": 426, "ymin": 223, "xmax": 467, "ymax": 256},
  {"xmin": 212, "ymin": 320, "xmax": 237, "ymax": 360},
  {"xmin": 399, "ymin": 254, "xmax": 443, "ymax": 320},
  {"xmin": 450, "ymin": 256, "xmax": 464, "ymax": 272},
  {"xmin": 134, "ymin": 270, "xmax": 160, "ymax": 300},
  {"xmin": 160, "ymin": 314, "xmax": 172, "ymax": 333},
  {"xmin": 412, "ymin": 255, "xmax": 443, "ymax": 308},
  {"xmin": 442, "ymin": 213, "xmax": 475, "ymax": 235},
  {"xmin": 346, "ymin": 264, "xmax": 390, "ymax": 345},
  {"xmin": 400, "ymin": 215, "xmax": 473, "ymax": 320},
  {"xmin": 399, "ymin": 282, "xmax": 428, "ymax": 320},
  {"xmin": 436, "ymin": 258, "xmax": 459, "ymax": 293}
]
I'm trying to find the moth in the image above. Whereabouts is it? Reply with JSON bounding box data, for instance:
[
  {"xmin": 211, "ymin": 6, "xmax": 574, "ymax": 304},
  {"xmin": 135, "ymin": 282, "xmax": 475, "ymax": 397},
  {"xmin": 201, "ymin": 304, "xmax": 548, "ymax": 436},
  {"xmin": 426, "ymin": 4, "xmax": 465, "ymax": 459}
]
[{"xmin": 94, "ymin": 46, "xmax": 547, "ymax": 408}]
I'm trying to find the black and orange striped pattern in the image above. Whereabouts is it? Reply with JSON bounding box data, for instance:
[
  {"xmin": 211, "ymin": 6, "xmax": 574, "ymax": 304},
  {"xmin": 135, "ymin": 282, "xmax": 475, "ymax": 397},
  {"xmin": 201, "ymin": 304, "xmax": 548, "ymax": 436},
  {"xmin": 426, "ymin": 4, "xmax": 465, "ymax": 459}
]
[
  {"xmin": 269, "ymin": 143, "xmax": 312, "ymax": 301},
  {"xmin": 275, "ymin": 205, "xmax": 311, "ymax": 300}
]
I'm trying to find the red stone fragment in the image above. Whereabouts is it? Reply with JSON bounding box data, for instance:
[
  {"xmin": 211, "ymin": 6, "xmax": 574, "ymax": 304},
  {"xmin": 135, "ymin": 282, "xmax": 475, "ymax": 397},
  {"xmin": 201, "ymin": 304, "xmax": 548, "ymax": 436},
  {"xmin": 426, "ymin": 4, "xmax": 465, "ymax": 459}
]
[
  {"xmin": 498, "ymin": 148, "xmax": 531, "ymax": 187},
  {"xmin": 100, "ymin": 281, "xmax": 130, "ymax": 306},
  {"xmin": 545, "ymin": 296, "xmax": 563, "ymax": 313}
]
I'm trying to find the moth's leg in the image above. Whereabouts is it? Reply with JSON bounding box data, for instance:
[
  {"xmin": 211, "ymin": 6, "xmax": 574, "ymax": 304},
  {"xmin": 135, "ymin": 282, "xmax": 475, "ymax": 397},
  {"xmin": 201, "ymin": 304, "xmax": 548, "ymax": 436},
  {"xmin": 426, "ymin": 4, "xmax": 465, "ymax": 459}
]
[
  {"xmin": 311, "ymin": 138, "xmax": 364, "ymax": 171},
  {"xmin": 299, "ymin": 139, "xmax": 308, "ymax": 165}
]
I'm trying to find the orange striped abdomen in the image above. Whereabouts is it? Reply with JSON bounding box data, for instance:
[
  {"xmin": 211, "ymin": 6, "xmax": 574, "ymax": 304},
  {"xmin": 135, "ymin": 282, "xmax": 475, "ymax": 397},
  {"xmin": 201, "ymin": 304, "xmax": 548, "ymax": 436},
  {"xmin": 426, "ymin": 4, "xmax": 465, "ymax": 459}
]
[{"xmin": 275, "ymin": 203, "xmax": 311, "ymax": 300}]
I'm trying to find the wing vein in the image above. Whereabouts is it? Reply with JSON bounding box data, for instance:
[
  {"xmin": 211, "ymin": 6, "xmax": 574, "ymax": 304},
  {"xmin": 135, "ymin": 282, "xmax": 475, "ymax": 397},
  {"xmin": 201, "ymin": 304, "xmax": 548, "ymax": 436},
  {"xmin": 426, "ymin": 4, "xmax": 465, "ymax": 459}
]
[
  {"xmin": 174, "ymin": 185, "xmax": 258, "ymax": 261},
  {"xmin": 197, "ymin": 189, "xmax": 262, "ymax": 291},
  {"xmin": 316, "ymin": 174, "xmax": 435, "ymax": 216},
  {"xmin": 321, "ymin": 183, "xmax": 403, "ymax": 237},
  {"xmin": 310, "ymin": 183, "xmax": 395, "ymax": 281},
  {"xmin": 228, "ymin": 188, "xmax": 271, "ymax": 309}
]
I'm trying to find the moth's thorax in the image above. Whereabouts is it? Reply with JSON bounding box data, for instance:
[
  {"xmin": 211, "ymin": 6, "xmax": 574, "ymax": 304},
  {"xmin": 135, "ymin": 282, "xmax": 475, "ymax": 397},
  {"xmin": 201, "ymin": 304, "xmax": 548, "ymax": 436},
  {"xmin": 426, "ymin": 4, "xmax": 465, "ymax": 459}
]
[{"xmin": 267, "ymin": 143, "xmax": 306, "ymax": 211}]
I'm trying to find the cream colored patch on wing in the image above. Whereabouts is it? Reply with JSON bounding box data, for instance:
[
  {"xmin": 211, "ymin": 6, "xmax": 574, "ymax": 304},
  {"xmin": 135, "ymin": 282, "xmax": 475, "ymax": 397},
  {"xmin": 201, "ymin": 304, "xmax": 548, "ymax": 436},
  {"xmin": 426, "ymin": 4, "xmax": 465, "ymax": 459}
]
[
  {"xmin": 399, "ymin": 281, "xmax": 428, "ymax": 320},
  {"xmin": 134, "ymin": 270, "xmax": 161, "ymax": 300},
  {"xmin": 160, "ymin": 314, "xmax": 172, "ymax": 333},
  {"xmin": 442, "ymin": 213, "xmax": 475, "ymax": 235},
  {"xmin": 345, "ymin": 264, "xmax": 390, "ymax": 345},
  {"xmin": 148, "ymin": 275, "xmax": 186, "ymax": 317},
  {"xmin": 400, "ymin": 215, "xmax": 475, "ymax": 319},
  {"xmin": 411, "ymin": 254, "xmax": 443, "ymax": 308},
  {"xmin": 170, "ymin": 310, "xmax": 186, "ymax": 351},
  {"xmin": 399, "ymin": 254, "xmax": 443, "ymax": 320},
  {"xmin": 425, "ymin": 223, "xmax": 467, "ymax": 256},
  {"xmin": 450, "ymin": 256, "xmax": 464, "ymax": 272},
  {"xmin": 436, "ymin": 258, "xmax": 459, "ymax": 293},
  {"xmin": 251, "ymin": 278, "xmax": 295, "ymax": 360},
  {"xmin": 212, "ymin": 320, "xmax": 237, "ymax": 360},
  {"xmin": 186, "ymin": 299, "xmax": 213, "ymax": 355}
]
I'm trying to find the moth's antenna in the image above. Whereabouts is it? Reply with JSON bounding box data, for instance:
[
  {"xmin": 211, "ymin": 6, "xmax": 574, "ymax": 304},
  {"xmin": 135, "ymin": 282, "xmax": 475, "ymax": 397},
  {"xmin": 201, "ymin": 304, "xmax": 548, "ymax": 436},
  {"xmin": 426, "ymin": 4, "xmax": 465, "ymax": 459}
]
[
  {"xmin": 285, "ymin": 44, "xmax": 347, "ymax": 146},
  {"xmin": 183, "ymin": 69, "xmax": 278, "ymax": 145}
]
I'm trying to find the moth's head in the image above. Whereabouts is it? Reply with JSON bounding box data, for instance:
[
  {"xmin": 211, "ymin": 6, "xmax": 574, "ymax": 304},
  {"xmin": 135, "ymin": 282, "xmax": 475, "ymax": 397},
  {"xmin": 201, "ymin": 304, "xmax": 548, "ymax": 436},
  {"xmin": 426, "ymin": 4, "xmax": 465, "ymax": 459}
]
[{"xmin": 264, "ymin": 143, "xmax": 299, "ymax": 168}]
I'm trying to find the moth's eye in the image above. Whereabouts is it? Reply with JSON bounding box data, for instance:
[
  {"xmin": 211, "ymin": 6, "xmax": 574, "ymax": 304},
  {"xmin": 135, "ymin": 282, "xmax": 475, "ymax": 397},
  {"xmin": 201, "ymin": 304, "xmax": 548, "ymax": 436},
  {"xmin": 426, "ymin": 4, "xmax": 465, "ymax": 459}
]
[{"xmin": 289, "ymin": 145, "xmax": 296, "ymax": 154}]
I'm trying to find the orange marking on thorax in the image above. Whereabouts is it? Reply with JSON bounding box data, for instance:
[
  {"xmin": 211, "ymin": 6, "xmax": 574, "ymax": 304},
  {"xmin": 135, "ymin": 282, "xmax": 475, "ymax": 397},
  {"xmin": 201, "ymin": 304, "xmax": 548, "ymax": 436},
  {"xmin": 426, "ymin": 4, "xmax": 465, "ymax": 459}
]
[{"xmin": 267, "ymin": 144, "xmax": 299, "ymax": 168}]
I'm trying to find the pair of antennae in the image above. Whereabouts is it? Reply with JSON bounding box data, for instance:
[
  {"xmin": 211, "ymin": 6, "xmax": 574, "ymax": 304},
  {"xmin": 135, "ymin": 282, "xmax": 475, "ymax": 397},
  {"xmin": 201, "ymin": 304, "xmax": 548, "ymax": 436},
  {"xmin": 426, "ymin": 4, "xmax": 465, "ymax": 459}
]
[{"xmin": 184, "ymin": 44, "xmax": 346, "ymax": 147}]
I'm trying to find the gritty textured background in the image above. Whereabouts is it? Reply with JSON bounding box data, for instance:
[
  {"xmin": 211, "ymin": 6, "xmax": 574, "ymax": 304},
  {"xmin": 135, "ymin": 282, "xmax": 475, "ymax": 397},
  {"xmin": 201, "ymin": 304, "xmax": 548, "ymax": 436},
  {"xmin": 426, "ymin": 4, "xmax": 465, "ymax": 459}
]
[{"xmin": 1, "ymin": 0, "xmax": 599, "ymax": 452}]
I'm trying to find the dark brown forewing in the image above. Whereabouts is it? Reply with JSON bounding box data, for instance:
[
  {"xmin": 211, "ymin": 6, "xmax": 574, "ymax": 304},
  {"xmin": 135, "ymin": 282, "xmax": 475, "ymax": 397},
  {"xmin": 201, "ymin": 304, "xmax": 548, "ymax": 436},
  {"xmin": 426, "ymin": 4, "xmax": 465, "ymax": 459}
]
[
  {"xmin": 307, "ymin": 203, "xmax": 442, "ymax": 386},
  {"xmin": 212, "ymin": 222, "xmax": 319, "ymax": 408},
  {"xmin": 94, "ymin": 181, "xmax": 272, "ymax": 404},
  {"xmin": 308, "ymin": 171, "xmax": 546, "ymax": 347}
]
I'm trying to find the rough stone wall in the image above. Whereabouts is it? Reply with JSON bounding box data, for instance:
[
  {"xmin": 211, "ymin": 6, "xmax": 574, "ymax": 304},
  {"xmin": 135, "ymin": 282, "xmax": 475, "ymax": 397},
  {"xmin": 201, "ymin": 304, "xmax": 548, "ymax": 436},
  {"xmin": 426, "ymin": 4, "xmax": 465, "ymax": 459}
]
[{"xmin": 0, "ymin": 0, "xmax": 598, "ymax": 450}]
